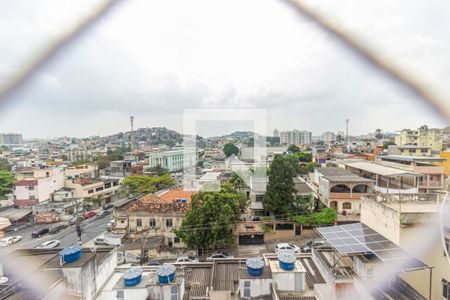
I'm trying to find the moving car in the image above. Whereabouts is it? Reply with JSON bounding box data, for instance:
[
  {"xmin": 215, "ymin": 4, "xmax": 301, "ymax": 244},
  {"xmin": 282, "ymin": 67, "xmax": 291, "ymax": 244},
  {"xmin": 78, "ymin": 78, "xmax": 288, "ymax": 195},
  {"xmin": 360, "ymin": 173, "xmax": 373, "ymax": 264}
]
[
  {"xmin": 302, "ymin": 240, "xmax": 326, "ymax": 252},
  {"xmin": 103, "ymin": 203, "xmax": 114, "ymax": 210},
  {"xmin": 97, "ymin": 210, "xmax": 110, "ymax": 218},
  {"xmin": 275, "ymin": 243, "xmax": 301, "ymax": 254},
  {"xmin": 206, "ymin": 252, "xmax": 234, "ymax": 261},
  {"xmin": 31, "ymin": 228, "xmax": 49, "ymax": 238},
  {"xmin": 94, "ymin": 236, "xmax": 110, "ymax": 245},
  {"xmin": 106, "ymin": 220, "xmax": 114, "ymax": 231},
  {"xmin": 83, "ymin": 211, "xmax": 97, "ymax": 219},
  {"xmin": 36, "ymin": 240, "xmax": 60, "ymax": 249},
  {"xmin": 176, "ymin": 256, "xmax": 199, "ymax": 263},
  {"xmin": 0, "ymin": 236, "xmax": 22, "ymax": 246},
  {"xmin": 146, "ymin": 260, "xmax": 161, "ymax": 266},
  {"xmin": 50, "ymin": 223, "xmax": 68, "ymax": 234}
]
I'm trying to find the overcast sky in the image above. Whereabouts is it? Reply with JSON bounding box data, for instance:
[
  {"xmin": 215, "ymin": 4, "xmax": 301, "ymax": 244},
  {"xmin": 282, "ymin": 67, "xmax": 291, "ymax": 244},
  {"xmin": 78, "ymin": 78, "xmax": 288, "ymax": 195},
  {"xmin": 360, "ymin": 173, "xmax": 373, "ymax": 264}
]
[{"xmin": 0, "ymin": 0, "xmax": 449, "ymax": 138}]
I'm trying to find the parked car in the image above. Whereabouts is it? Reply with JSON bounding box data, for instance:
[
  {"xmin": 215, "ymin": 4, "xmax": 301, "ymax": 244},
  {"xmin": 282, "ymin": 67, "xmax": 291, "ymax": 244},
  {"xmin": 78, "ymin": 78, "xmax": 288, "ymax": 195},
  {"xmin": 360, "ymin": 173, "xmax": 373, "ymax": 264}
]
[
  {"xmin": 176, "ymin": 256, "xmax": 199, "ymax": 263},
  {"xmin": 50, "ymin": 223, "xmax": 68, "ymax": 234},
  {"xmin": 83, "ymin": 211, "xmax": 97, "ymax": 219},
  {"xmin": 302, "ymin": 240, "xmax": 326, "ymax": 252},
  {"xmin": 106, "ymin": 220, "xmax": 114, "ymax": 231},
  {"xmin": 31, "ymin": 228, "xmax": 50, "ymax": 238},
  {"xmin": 97, "ymin": 210, "xmax": 110, "ymax": 218},
  {"xmin": 0, "ymin": 236, "xmax": 22, "ymax": 246},
  {"xmin": 146, "ymin": 260, "xmax": 161, "ymax": 266},
  {"xmin": 36, "ymin": 240, "xmax": 60, "ymax": 249},
  {"xmin": 275, "ymin": 243, "xmax": 301, "ymax": 254},
  {"xmin": 103, "ymin": 203, "xmax": 114, "ymax": 210},
  {"xmin": 207, "ymin": 252, "xmax": 234, "ymax": 261},
  {"xmin": 94, "ymin": 236, "xmax": 109, "ymax": 245}
]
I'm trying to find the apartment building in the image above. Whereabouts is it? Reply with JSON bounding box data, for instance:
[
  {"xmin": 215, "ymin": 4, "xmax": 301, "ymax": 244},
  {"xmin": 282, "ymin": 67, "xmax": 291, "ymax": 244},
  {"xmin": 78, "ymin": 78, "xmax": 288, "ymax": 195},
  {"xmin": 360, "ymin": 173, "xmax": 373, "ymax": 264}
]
[
  {"xmin": 147, "ymin": 148, "xmax": 196, "ymax": 172},
  {"xmin": 395, "ymin": 126, "xmax": 443, "ymax": 152},
  {"xmin": 387, "ymin": 145, "xmax": 432, "ymax": 156},
  {"xmin": 64, "ymin": 177, "xmax": 120, "ymax": 200},
  {"xmin": 0, "ymin": 133, "xmax": 23, "ymax": 145},
  {"xmin": 13, "ymin": 166, "xmax": 64, "ymax": 206},
  {"xmin": 322, "ymin": 132, "xmax": 336, "ymax": 144},
  {"xmin": 64, "ymin": 163, "xmax": 98, "ymax": 179},
  {"xmin": 279, "ymin": 129, "xmax": 312, "ymax": 145},
  {"xmin": 361, "ymin": 193, "xmax": 449, "ymax": 300}
]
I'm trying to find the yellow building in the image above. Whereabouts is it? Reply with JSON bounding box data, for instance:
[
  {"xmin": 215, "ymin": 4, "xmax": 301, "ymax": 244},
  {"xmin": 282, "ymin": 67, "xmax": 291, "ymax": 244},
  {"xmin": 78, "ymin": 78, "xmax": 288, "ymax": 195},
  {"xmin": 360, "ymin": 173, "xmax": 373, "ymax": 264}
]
[
  {"xmin": 395, "ymin": 126, "xmax": 443, "ymax": 152},
  {"xmin": 439, "ymin": 151, "xmax": 450, "ymax": 176}
]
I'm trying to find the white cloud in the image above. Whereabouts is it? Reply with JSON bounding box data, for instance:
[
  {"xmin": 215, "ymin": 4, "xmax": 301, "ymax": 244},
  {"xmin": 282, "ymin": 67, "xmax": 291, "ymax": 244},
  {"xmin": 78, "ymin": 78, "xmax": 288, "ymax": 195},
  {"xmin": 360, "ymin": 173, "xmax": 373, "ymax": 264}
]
[{"xmin": 0, "ymin": 0, "xmax": 448, "ymax": 138}]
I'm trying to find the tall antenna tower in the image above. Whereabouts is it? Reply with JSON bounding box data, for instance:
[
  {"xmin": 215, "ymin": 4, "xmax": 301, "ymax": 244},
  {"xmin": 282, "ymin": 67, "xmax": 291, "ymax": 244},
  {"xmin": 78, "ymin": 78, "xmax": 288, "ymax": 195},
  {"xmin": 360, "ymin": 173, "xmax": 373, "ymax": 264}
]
[
  {"xmin": 345, "ymin": 118, "xmax": 349, "ymax": 143},
  {"xmin": 130, "ymin": 116, "xmax": 135, "ymax": 153}
]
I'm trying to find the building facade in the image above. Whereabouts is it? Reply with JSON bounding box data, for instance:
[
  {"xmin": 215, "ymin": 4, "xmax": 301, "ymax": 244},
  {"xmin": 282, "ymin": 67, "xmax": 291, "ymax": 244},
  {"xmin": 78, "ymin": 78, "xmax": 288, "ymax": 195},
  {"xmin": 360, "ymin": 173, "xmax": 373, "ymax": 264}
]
[
  {"xmin": 395, "ymin": 127, "xmax": 443, "ymax": 152},
  {"xmin": 322, "ymin": 132, "xmax": 336, "ymax": 144},
  {"xmin": 13, "ymin": 167, "xmax": 64, "ymax": 206},
  {"xmin": 147, "ymin": 148, "xmax": 196, "ymax": 172},
  {"xmin": 280, "ymin": 130, "xmax": 312, "ymax": 145},
  {"xmin": 0, "ymin": 133, "xmax": 23, "ymax": 145}
]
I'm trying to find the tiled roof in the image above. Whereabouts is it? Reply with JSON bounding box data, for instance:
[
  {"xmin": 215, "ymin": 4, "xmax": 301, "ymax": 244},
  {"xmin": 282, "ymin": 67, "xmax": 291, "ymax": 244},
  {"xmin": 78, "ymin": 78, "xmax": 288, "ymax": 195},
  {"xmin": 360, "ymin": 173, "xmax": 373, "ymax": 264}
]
[
  {"xmin": 293, "ymin": 179, "xmax": 313, "ymax": 194},
  {"xmin": 159, "ymin": 190, "xmax": 195, "ymax": 203},
  {"xmin": 122, "ymin": 199, "xmax": 189, "ymax": 214}
]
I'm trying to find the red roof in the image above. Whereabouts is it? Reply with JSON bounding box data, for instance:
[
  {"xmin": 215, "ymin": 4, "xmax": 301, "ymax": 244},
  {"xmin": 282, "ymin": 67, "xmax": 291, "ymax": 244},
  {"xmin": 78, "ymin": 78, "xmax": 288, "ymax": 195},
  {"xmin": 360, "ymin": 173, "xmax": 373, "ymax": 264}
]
[{"xmin": 159, "ymin": 190, "xmax": 195, "ymax": 203}]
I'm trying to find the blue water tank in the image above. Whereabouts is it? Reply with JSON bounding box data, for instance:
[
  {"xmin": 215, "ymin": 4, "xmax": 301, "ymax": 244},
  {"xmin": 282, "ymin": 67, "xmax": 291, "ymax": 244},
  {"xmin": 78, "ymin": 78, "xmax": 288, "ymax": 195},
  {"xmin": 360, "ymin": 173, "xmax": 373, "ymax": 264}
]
[
  {"xmin": 59, "ymin": 245, "xmax": 82, "ymax": 264},
  {"xmin": 278, "ymin": 252, "xmax": 296, "ymax": 271},
  {"xmin": 157, "ymin": 264, "xmax": 176, "ymax": 284},
  {"xmin": 124, "ymin": 267, "xmax": 143, "ymax": 287},
  {"xmin": 246, "ymin": 258, "xmax": 265, "ymax": 277}
]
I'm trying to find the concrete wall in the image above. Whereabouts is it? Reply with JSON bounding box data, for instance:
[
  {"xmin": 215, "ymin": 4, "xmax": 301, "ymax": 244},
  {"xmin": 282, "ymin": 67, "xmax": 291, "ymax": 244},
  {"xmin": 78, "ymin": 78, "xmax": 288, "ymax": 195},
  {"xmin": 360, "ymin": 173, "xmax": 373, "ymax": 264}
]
[{"xmin": 239, "ymin": 278, "xmax": 272, "ymax": 298}]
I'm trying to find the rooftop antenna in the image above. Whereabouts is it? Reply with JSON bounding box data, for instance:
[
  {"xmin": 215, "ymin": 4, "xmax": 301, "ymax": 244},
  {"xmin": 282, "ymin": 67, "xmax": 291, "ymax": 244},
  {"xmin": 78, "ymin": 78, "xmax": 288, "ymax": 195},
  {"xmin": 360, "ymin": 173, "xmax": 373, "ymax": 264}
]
[{"xmin": 345, "ymin": 118, "xmax": 349, "ymax": 143}]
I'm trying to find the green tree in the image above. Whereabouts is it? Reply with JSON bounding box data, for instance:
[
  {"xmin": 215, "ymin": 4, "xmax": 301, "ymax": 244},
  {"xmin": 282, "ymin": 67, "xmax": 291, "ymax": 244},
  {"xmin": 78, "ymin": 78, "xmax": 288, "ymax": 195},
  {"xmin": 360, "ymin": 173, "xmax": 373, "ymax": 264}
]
[
  {"xmin": 123, "ymin": 174, "xmax": 176, "ymax": 195},
  {"xmin": 287, "ymin": 144, "xmax": 300, "ymax": 153},
  {"xmin": 0, "ymin": 158, "xmax": 11, "ymax": 171},
  {"xmin": 263, "ymin": 155, "xmax": 296, "ymax": 217},
  {"xmin": 293, "ymin": 194, "xmax": 314, "ymax": 215},
  {"xmin": 223, "ymin": 143, "xmax": 239, "ymax": 158},
  {"xmin": 148, "ymin": 164, "xmax": 169, "ymax": 176},
  {"xmin": 292, "ymin": 208, "xmax": 336, "ymax": 226},
  {"xmin": 375, "ymin": 129, "xmax": 384, "ymax": 140},
  {"xmin": 0, "ymin": 171, "xmax": 15, "ymax": 198},
  {"xmin": 298, "ymin": 162, "xmax": 321, "ymax": 175},
  {"xmin": 176, "ymin": 183, "xmax": 248, "ymax": 249},
  {"xmin": 296, "ymin": 152, "xmax": 312, "ymax": 163}
]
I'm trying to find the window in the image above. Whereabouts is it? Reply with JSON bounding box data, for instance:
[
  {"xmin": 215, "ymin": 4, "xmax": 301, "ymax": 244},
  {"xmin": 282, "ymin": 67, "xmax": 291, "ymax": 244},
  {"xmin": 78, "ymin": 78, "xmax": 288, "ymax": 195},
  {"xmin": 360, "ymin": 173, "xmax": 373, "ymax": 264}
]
[
  {"xmin": 28, "ymin": 186, "xmax": 35, "ymax": 190},
  {"xmin": 243, "ymin": 281, "xmax": 251, "ymax": 298},
  {"xmin": 88, "ymin": 189, "xmax": 94, "ymax": 194},
  {"xmin": 149, "ymin": 218, "xmax": 156, "ymax": 227},
  {"xmin": 255, "ymin": 195, "xmax": 264, "ymax": 202},
  {"xmin": 443, "ymin": 279, "xmax": 450, "ymax": 300},
  {"xmin": 136, "ymin": 218, "xmax": 142, "ymax": 227},
  {"xmin": 95, "ymin": 186, "xmax": 104, "ymax": 192},
  {"xmin": 170, "ymin": 285, "xmax": 178, "ymax": 300},
  {"xmin": 29, "ymin": 195, "xmax": 35, "ymax": 200},
  {"xmin": 174, "ymin": 237, "xmax": 181, "ymax": 243},
  {"xmin": 343, "ymin": 202, "xmax": 352, "ymax": 210},
  {"xmin": 166, "ymin": 218, "xmax": 173, "ymax": 228}
]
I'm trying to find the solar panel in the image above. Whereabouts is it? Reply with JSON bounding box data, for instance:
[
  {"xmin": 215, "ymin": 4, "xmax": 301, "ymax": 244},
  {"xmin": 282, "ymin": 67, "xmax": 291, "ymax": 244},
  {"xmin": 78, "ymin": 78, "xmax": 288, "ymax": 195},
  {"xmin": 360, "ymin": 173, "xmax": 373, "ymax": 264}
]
[{"xmin": 316, "ymin": 223, "xmax": 430, "ymax": 272}]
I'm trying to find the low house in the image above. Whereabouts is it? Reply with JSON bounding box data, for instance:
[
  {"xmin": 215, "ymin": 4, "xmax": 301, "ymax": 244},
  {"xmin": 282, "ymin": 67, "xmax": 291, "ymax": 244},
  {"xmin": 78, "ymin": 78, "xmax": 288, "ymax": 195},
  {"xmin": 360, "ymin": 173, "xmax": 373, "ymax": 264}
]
[
  {"xmin": 113, "ymin": 193, "xmax": 190, "ymax": 249},
  {"xmin": 313, "ymin": 167, "xmax": 373, "ymax": 221},
  {"xmin": 64, "ymin": 177, "xmax": 121, "ymax": 206}
]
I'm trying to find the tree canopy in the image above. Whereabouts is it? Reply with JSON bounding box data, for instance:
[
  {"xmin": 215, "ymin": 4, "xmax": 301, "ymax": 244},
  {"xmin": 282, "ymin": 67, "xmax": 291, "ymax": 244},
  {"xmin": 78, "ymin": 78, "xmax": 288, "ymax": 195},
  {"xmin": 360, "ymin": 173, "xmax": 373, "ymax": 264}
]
[
  {"xmin": 292, "ymin": 208, "xmax": 337, "ymax": 226},
  {"xmin": 176, "ymin": 183, "xmax": 248, "ymax": 249},
  {"xmin": 287, "ymin": 144, "xmax": 300, "ymax": 153},
  {"xmin": 263, "ymin": 155, "xmax": 296, "ymax": 217},
  {"xmin": 223, "ymin": 143, "xmax": 239, "ymax": 158},
  {"xmin": 122, "ymin": 174, "xmax": 176, "ymax": 195},
  {"xmin": 0, "ymin": 171, "xmax": 15, "ymax": 199},
  {"xmin": 0, "ymin": 158, "xmax": 11, "ymax": 171}
]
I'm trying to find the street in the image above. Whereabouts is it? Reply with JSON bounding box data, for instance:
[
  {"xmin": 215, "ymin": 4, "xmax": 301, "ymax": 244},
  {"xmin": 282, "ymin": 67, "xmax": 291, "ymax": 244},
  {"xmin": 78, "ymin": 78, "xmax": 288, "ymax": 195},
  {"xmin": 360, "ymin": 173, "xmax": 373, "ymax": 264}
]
[{"xmin": 0, "ymin": 215, "xmax": 111, "ymax": 256}]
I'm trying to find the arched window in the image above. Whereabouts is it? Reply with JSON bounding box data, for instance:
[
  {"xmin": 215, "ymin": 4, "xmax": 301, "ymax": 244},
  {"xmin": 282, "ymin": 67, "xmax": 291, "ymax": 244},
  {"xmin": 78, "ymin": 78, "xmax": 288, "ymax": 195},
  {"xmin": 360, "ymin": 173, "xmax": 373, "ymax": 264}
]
[
  {"xmin": 353, "ymin": 184, "xmax": 370, "ymax": 193},
  {"xmin": 330, "ymin": 184, "xmax": 351, "ymax": 193},
  {"xmin": 342, "ymin": 202, "xmax": 352, "ymax": 210},
  {"xmin": 330, "ymin": 201, "xmax": 338, "ymax": 209}
]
